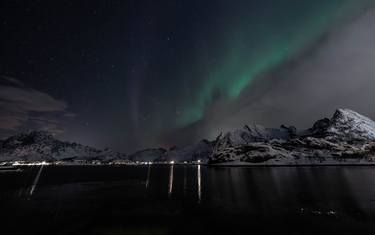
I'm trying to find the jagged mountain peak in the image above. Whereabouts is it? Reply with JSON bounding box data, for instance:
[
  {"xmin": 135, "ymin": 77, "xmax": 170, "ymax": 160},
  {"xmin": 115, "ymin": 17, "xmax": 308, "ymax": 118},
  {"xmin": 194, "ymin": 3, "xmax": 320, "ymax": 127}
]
[
  {"xmin": 308, "ymin": 109, "xmax": 375, "ymax": 141},
  {"xmin": 213, "ymin": 123, "xmax": 293, "ymax": 151},
  {"xmin": 331, "ymin": 109, "xmax": 374, "ymax": 125},
  {"xmin": 327, "ymin": 108, "xmax": 375, "ymax": 141}
]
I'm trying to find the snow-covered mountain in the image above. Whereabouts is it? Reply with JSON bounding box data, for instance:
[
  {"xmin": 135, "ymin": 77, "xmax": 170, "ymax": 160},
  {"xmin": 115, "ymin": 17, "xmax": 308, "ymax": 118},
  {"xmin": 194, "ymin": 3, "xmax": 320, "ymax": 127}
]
[
  {"xmin": 209, "ymin": 109, "xmax": 375, "ymax": 165},
  {"xmin": 327, "ymin": 109, "xmax": 375, "ymax": 141},
  {"xmin": 305, "ymin": 109, "xmax": 375, "ymax": 142},
  {"xmin": 213, "ymin": 123, "xmax": 295, "ymax": 151},
  {"xmin": 0, "ymin": 130, "xmax": 127, "ymax": 162},
  {"xmin": 2, "ymin": 109, "xmax": 375, "ymax": 165}
]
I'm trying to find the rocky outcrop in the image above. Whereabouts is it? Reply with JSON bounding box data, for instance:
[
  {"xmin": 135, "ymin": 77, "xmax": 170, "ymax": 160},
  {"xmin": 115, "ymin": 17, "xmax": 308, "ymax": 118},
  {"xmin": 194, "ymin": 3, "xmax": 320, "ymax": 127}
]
[{"xmin": 209, "ymin": 137, "xmax": 375, "ymax": 165}]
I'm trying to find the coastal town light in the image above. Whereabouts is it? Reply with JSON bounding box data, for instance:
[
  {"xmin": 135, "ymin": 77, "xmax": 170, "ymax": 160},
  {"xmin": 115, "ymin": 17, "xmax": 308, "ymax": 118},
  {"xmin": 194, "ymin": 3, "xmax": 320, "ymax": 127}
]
[{"xmin": 12, "ymin": 161, "xmax": 50, "ymax": 166}]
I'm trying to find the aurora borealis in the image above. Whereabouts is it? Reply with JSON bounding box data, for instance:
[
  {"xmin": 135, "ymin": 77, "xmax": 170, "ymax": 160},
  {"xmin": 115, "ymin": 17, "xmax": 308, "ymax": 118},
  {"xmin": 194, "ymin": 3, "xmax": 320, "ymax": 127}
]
[
  {"xmin": 169, "ymin": 0, "xmax": 360, "ymax": 127},
  {"xmin": 1, "ymin": 0, "xmax": 374, "ymax": 151}
]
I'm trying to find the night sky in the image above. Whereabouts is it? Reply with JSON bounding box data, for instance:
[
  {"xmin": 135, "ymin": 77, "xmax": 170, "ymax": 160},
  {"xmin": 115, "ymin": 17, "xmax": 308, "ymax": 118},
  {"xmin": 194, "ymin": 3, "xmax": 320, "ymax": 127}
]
[{"xmin": 1, "ymin": 0, "xmax": 374, "ymax": 152}]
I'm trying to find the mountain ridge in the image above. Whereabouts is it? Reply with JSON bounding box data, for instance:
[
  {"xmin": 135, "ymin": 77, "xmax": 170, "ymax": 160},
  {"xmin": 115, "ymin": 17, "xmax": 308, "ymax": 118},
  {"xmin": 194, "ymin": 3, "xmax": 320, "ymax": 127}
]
[
  {"xmin": 2, "ymin": 108, "xmax": 375, "ymax": 165},
  {"xmin": 209, "ymin": 109, "xmax": 375, "ymax": 165},
  {"xmin": 0, "ymin": 130, "xmax": 127, "ymax": 162}
]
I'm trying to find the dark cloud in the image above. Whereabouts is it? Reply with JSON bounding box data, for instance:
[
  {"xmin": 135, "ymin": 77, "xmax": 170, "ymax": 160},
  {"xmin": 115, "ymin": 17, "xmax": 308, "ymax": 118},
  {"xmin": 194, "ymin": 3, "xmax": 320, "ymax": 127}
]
[{"xmin": 0, "ymin": 76, "xmax": 73, "ymax": 138}]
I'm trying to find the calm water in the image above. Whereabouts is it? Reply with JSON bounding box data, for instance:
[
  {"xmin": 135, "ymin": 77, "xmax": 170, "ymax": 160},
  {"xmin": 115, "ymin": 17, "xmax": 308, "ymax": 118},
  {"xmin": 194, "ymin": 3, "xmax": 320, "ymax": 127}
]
[{"xmin": 1, "ymin": 165, "xmax": 375, "ymax": 234}]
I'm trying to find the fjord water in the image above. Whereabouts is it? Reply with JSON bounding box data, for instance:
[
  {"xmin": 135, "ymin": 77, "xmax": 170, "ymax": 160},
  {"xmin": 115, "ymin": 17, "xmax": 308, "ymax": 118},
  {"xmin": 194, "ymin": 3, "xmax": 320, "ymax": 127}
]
[{"xmin": 1, "ymin": 166, "xmax": 375, "ymax": 234}]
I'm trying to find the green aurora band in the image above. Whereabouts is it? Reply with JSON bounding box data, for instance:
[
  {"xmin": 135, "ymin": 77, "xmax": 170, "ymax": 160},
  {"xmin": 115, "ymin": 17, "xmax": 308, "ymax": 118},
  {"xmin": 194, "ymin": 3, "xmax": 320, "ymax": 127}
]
[{"xmin": 174, "ymin": 0, "xmax": 367, "ymax": 127}]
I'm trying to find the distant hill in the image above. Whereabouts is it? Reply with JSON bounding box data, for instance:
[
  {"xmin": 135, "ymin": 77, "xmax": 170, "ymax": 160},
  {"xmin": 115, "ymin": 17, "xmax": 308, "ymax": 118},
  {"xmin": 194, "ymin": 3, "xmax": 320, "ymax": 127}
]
[{"xmin": 0, "ymin": 130, "xmax": 127, "ymax": 162}]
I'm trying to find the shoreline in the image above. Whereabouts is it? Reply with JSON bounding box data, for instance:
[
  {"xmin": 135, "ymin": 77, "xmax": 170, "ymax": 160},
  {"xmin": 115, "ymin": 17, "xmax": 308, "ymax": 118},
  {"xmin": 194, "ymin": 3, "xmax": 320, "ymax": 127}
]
[{"xmin": 3, "ymin": 162, "xmax": 375, "ymax": 167}]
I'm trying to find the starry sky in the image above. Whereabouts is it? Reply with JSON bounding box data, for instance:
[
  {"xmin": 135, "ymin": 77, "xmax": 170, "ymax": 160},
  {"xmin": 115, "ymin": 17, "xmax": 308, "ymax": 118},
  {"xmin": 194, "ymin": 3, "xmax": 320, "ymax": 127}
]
[{"xmin": 1, "ymin": 0, "xmax": 374, "ymax": 152}]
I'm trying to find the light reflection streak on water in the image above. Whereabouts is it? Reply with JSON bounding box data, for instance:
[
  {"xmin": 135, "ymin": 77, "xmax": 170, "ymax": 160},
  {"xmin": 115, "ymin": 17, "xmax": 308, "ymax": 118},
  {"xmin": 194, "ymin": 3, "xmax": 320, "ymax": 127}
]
[
  {"xmin": 30, "ymin": 164, "xmax": 44, "ymax": 195},
  {"xmin": 146, "ymin": 164, "xmax": 151, "ymax": 189},
  {"xmin": 197, "ymin": 164, "xmax": 201, "ymax": 203},
  {"xmin": 168, "ymin": 164, "xmax": 174, "ymax": 197},
  {"xmin": 183, "ymin": 166, "xmax": 187, "ymax": 196}
]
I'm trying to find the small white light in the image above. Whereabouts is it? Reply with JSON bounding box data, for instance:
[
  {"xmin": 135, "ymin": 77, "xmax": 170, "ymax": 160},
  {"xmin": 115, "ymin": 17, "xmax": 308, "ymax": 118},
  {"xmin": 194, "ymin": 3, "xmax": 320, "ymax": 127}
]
[
  {"xmin": 170, "ymin": 161, "xmax": 175, "ymax": 164},
  {"xmin": 197, "ymin": 160, "xmax": 201, "ymax": 163}
]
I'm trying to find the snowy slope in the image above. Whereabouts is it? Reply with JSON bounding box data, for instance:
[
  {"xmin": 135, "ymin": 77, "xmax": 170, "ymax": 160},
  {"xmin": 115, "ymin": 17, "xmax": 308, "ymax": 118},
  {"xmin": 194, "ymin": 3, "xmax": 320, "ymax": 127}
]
[
  {"xmin": 0, "ymin": 130, "xmax": 127, "ymax": 162},
  {"xmin": 327, "ymin": 109, "xmax": 375, "ymax": 141},
  {"xmin": 213, "ymin": 123, "xmax": 295, "ymax": 151}
]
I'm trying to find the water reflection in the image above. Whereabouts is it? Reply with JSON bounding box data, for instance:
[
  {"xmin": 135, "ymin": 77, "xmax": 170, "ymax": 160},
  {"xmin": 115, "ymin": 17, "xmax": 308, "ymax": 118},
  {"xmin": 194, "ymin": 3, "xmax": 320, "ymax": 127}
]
[
  {"xmin": 2, "ymin": 166, "xmax": 375, "ymax": 234},
  {"xmin": 145, "ymin": 164, "xmax": 151, "ymax": 189},
  {"xmin": 197, "ymin": 165, "xmax": 201, "ymax": 203},
  {"xmin": 168, "ymin": 164, "xmax": 174, "ymax": 197},
  {"xmin": 30, "ymin": 165, "xmax": 44, "ymax": 195},
  {"xmin": 183, "ymin": 166, "xmax": 187, "ymax": 196},
  {"xmin": 201, "ymin": 167, "xmax": 375, "ymax": 216}
]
